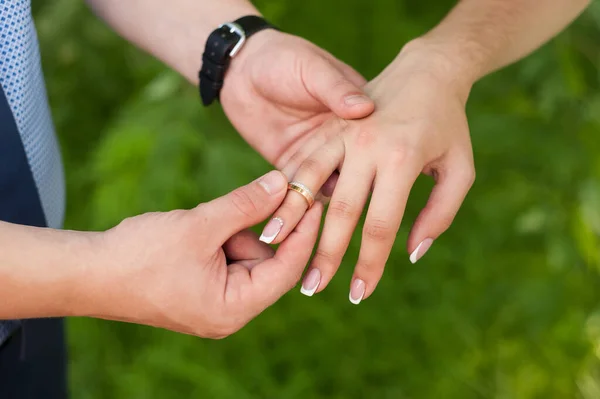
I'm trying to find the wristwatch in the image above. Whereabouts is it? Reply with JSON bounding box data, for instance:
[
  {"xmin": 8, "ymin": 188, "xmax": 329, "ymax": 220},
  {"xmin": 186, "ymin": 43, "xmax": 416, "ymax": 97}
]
[{"xmin": 199, "ymin": 15, "xmax": 277, "ymax": 106}]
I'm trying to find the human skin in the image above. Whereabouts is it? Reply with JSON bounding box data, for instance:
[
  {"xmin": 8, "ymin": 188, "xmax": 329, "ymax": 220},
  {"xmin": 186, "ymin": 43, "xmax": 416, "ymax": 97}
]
[
  {"xmin": 0, "ymin": 171, "xmax": 323, "ymax": 338},
  {"xmin": 264, "ymin": 0, "xmax": 592, "ymax": 304},
  {"xmin": 1, "ymin": 0, "xmax": 370, "ymax": 336},
  {"xmin": 85, "ymin": 0, "xmax": 376, "ymax": 166},
  {"xmin": 82, "ymin": 0, "xmax": 591, "ymax": 305}
]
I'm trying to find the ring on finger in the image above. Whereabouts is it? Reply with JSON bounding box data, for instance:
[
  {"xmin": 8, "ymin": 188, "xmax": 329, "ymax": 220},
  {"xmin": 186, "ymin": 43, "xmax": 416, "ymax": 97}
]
[{"xmin": 287, "ymin": 181, "xmax": 315, "ymax": 209}]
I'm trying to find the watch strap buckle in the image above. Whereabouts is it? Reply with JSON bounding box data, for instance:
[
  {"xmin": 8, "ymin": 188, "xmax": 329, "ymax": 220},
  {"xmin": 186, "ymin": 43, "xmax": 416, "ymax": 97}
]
[{"xmin": 218, "ymin": 22, "xmax": 246, "ymax": 57}]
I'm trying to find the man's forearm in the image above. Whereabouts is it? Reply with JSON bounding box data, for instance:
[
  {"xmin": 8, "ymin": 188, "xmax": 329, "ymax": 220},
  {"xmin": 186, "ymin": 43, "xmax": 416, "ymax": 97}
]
[
  {"xmin": 0, "ymin": 222, "xmax": 96, "ymax": 319},
  {"xmin": 85, "ymin": 0, "xmax": 260, "ymax": 84},
  {"xmin": 406, "ymin": 0, "xmax": 591, "ymax": 83}
]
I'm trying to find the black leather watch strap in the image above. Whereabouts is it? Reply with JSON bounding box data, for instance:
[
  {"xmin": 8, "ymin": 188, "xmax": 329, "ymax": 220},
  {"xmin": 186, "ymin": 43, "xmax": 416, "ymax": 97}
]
[
  {"xmin": 235, "ymin": 15, "xmax": 277, "ymax": 37},
  {"xmin": 199, "ymin": 16, "xmax": 276, "ymax": 106}
]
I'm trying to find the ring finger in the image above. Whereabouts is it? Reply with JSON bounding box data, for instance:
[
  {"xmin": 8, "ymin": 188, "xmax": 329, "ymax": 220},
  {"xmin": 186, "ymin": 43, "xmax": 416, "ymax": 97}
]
[
  {"xmin": 300, "ymin": 150, "xmax": 375, "ymax": 296},
  {"xmin": 259, "ymin": 137, "xmax": 345, "ymax": 245}
]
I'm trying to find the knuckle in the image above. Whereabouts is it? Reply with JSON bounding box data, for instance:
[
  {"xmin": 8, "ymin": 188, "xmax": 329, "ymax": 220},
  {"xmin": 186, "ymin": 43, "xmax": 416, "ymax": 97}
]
[
  {"xmin": 354, "ymin": 259, "xmax": 378, "ymax": 275},
  {"xmin": 450, "ymin": 163, "xmax": 476, "ymax": 190},
  {"xmin": 451, "ymin": 153, "xmax": 476, "ymax": 186},
  {"xmin": 328, "ymin": 199, "xmax": 358, "ymax": 220},
  {"xmin": 363, "ymin": 218, "xmax": 394, "ymax": 242},
  {"xmin": 330, "ymin": 77, "xmax": 351, "ymax": 91},
  {"xmin": 286, "ymin": 150, "xmax": 307, "ymax": 169},
  {"xmin": 386, "ymin": 145, "xmax": 419, "ymax": 168},
  {"xmin": 314, "ymin": 248, "xmax": 340, "ymax": 267},
  {"xmin": 354, "ymin": 259, "xmax": 385, "ymax": 283},
  {"xmin": 465, "ymin": 167, "xmax": 476, "ymax": 186},
  {"xmin": 354, "ymin": 129, "xmax": 376, "ymax": 148},
  {"xmin": 299, "ymin": 156, "xmax": 324, "ymax": 176},
  {"xmin": 229, "ymin": 188, "xmax": 260, "ymax": 218}
]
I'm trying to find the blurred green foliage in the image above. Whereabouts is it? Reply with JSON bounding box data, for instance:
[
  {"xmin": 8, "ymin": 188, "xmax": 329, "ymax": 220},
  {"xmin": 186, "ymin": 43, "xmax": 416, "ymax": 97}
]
[{"xmin": 33, "ymin": 1, "xmax": 600, "ymax": 398}]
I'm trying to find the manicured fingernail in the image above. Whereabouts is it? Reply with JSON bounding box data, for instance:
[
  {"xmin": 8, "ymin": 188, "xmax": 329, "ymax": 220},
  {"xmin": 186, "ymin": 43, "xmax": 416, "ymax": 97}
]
[
  {"xmin": 258, "ymin": 170, "xmax": 286, "ymax": 195},
  {"xmin": 409, "ymin": 238, "xmax": 434, "ymax": 264},
  {"xmin": 300, "ymin": 269, "xmax": 321, "ymax": 297},
  {"xmin": 344, "ymin": 94, "xmax": 370, "ymax": 106},
  {"xmin": 259, "ymin": 217, "xmax": 283, "ymax": 244},
  {"xmin": 349, "ymin": 279, "xmax": 365, "ymax": 305}
]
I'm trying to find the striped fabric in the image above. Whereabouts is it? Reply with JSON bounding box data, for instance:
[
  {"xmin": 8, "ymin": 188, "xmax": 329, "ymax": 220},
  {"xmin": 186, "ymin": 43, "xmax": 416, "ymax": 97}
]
[{"xmin": 0, "ymin": 0, "xmax": 65, "ymax": 344}]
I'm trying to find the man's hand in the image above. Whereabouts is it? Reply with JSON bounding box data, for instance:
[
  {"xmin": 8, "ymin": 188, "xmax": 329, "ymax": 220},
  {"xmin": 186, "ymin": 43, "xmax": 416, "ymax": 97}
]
[
  {"xmin": 86, "ymin": 0, "xmax": 374, "ymax": 197},
  {"xmin": 220, "ymin": 29, "xmax": 375, "ymax": 169},
  {"xmin": 86, "ymin": 171, "xmax": 322, "ymax": 337},
  {"xmin": 0, "ymin": 171, "xmax": 322, "ymax": 338},
  {"xmin": 86, "ymin": 1, "xmax": 375, "ymax": 169}
]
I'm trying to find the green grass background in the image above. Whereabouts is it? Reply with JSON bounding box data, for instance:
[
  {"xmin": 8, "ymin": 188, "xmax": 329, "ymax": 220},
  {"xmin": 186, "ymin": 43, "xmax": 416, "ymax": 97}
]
[{"xmin": 33, "ymin": 1, "xmax": 600, "ymax": 397}]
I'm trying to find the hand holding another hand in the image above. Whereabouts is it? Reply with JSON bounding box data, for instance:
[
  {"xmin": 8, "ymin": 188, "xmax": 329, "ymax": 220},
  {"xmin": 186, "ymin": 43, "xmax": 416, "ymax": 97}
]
[{"xmin": 77, "ymin": 171, "xmax": 322, "ymax": 338}]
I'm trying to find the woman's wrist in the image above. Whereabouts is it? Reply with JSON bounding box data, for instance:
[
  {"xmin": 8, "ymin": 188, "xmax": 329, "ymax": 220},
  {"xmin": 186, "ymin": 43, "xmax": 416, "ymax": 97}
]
[{"xmin": 379, "ymin": 37, "xmax": 480, "ymax": 105}]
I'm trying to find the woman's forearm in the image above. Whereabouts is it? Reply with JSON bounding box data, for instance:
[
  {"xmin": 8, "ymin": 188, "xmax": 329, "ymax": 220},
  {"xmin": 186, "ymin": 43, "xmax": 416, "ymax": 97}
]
[
  {"xmin": 403, "ymin": 0, "xmax": 591, "ymax": 84},
  {"xmin": 85, "ymin": 0, "xmax": 261, "ymax": 84},
  {"xmin": 0, "ymin": 222, "xmax": 97, "ymax": 319}
]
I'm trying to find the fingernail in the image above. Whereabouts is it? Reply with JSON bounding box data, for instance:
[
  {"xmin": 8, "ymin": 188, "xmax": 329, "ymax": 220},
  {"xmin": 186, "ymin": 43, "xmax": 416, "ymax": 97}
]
[
  {"xmin": 259, "ymin": 217, "xmax": 283, "ymax": 244},
  {"xmin": 300, "ymin": 269, "xmax": 321, "ymax": 297},
  {"xmin": 409, "ymin": 238, "xmax": 434, "ymax": 264},
  {"xmin": 349, "ymin": 279, "xmax": 365, "ymax": 305},
  {"xmin": 258, "ymin": 170, "xmax": 286, "ymax": 195},
  {"xmin": 344, "ymin": 94, "xmax": 370, "ymax": 106}
]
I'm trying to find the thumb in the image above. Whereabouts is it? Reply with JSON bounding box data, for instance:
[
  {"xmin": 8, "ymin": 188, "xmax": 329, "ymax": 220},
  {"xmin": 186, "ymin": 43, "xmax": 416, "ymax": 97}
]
[
  {"xmin": 304, "ymin": 56, "xmax": 375, "ymax": 120},
  {"xmin": 200, "ymin": 170, "xmax": 288, "ymax": 244}
]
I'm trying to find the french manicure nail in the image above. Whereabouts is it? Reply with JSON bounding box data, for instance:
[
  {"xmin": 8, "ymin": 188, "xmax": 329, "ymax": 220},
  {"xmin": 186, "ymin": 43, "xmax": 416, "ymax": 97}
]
[
  {"xmin": 258, "ymin": 170, "xmax": 286, "ymax": 195},
  {"xmin": 409, "ymin": 238, "xmax": 434, "ymax": 264},
  {"xmin": 259, "ymin": 217, "xmax": 283, "ymax": 244},
  {"xmin": 344, "ymin": 95, "xmax": 370, "ymax": 106},
  {"xmin": 300, "ymin": 269, "xmax": 321, "ymax": 297},
  {"xmin": 349, "ymin": 279, "xmax": 365, "ymax": 305}
]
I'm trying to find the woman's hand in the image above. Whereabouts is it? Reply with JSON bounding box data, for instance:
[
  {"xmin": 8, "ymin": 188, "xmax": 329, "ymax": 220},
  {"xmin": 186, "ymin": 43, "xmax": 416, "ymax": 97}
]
[
  {"xmin": 261, "ymin": 42, "xmax": 476, "ymax": 304},
  {"xmin": 80, "ymin": 171, "xmax": 322, "ymax": 338}
]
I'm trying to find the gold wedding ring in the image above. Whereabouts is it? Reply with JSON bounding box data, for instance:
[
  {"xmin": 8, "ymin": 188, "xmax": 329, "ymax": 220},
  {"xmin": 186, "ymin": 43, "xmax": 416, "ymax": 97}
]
[{"xmin": 287, "ymin": 181, "xmax": 315, "ymax": 209}]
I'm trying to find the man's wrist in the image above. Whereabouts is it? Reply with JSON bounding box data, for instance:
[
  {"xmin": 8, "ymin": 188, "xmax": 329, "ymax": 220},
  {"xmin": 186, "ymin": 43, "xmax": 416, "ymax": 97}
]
[
  {"xmin": 31, "ymin": 229, "xmax": 104, "ymax": 318},
  {"xmin": 199, "ymin": 16, "xmax": 278, "ymax": 105},
  {"xmin": 173, "ymin": 5, "xmax": 264, "ymax": 84},
  {"xmin": 61, "ymin": 231, "xmax": 109, "ymax": 318},
  {"xmin": 0, "ymin": 223, "xmax": 102, "ymax": 319}
]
